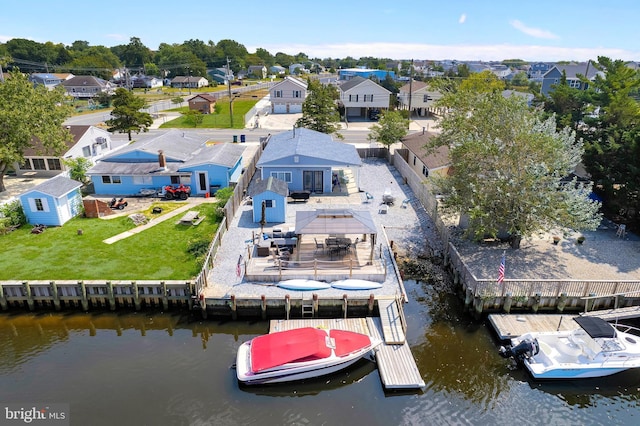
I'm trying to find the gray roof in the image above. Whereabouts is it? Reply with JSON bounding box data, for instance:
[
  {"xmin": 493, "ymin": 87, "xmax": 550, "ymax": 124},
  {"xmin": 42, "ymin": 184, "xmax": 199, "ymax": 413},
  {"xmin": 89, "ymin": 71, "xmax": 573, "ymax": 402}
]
[
  {"xmin": 87, "ymin": 161, "xmax": 180, "ymax": 175},
  {"xmin": 247, "ymin": 177, "xmax": 289, "ymax": 197},
  {"xmin": 102, "ymin": 129, "xmax": 210, "ymax": 162},
  {"xmin": 338, "ymin": 76, "xmax": 368, "ymax": 91},
  {"xmin": 257, "ymin": 128, "xmax": 361, "ymax": 167},
  {"xmin": 61, "ymin": 75, "xmax": 109, "ymax": 88},
  {"xmin": 546, "ymin": 62, "xmax": 600, "ymax": 80},
  {"xmin": 23, "ymin": 175, "xmax": 82, "ymax": 198},
  {"xmin": 295, "ymin": 209, "xmax": 377, "ymax": 235},
  {"xmin": 181, "ymin": 142, "xmax": 245, "ymax": 169}
]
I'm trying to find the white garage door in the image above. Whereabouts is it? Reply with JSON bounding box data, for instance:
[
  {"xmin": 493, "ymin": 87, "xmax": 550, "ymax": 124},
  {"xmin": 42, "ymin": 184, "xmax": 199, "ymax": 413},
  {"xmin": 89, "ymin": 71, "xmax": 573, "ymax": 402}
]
[
  {"xmin": 289, "ymin": 104, "xmax": 302, "ymax": 113},
  {"xmin": 273, "ymin": 103, "xmax": 287, "ymax": 114}
]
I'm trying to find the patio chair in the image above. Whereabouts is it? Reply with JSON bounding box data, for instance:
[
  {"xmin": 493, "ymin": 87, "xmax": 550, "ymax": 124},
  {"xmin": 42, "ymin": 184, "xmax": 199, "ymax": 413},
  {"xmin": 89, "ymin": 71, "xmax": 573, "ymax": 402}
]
[
  {"xmin": 364, "ymin": 192, "xmax": 374, "ymax": 203},
  {"xmin": 314, "ymin": 238, "xmax": 324, "ymax": 253}
]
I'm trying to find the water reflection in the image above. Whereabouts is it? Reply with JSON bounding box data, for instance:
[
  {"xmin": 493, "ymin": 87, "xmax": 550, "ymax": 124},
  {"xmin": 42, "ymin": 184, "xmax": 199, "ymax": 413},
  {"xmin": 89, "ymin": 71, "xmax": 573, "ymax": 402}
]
[
  {"xmin": 238, "ymin": 358, "xmax": 378, "ymax": 397},
  {"xmin": 1, "ymin": 281, "xmax": 640, "ymax": 425}
]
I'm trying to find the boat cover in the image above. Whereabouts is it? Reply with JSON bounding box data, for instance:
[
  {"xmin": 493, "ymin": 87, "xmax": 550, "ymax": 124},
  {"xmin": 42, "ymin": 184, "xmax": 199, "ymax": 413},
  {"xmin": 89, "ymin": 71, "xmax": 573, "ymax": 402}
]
[
  {"xmin": 251, "ymin": 328, "xmax": 331, "ymax": 372},
  {"xmin": 574, "ymin": 316, "xmax": 616, "ymax": 338},
  {"xmin": 250, "ymin": 328, "xmax": 372, "ymax": 373}
]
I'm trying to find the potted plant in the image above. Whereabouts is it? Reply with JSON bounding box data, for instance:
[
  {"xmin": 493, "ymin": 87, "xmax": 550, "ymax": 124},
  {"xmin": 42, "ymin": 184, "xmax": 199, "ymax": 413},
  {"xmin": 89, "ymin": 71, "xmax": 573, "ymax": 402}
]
[
  {"xmin": 577, "ymin": 235, "xmax": 585, "ymax": 245},
  {"xmin": 552, "ymin": 235, "xmax": 561, "ymax": 245}
]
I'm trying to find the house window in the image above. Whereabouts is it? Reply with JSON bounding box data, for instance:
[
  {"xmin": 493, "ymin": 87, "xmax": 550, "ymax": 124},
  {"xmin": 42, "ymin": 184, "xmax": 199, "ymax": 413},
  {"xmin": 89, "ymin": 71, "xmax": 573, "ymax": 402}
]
[
  {"xmin": 35, "ymin": 199, "xmax": 44, "ymax": 211},
  {"xmin": 32, "ymin": 158, "xmax": 46, "ymax": 170},
  {"xmin": 133, "ymin": 176, "xmax": 152, "ymax": 185},
  {"xmin": 265, "ymin": 199, "xmax": 275, "ymax": 208},
  {"xmin": 47, "ymin": 158, "xmax": 62, "ymax": 170},
  {"xmin": 348, "ymin": 94, "xmax": 359, "ymax": 102},
  {"xmin": 274, "ymin": 90, "xmax": 282, "ymax": 98},
  {"xmin": 82, "ymin": 146, "xmax": 92, "ymax": 157},
  {"xmin": 171, "ymin": 176, "xmax": 180, "ymax": 184},
  {"xmin": 112, "ymin": 176, "xmax": 121, "ymax": 184},
  {"xmin": 422, "ymin": 165, "xmax": 429, "ymax": 177},
  {"xmin": 270, "ymin": 171, "xmax": 292, "ymax": 183},
  {"xmin": 423, "ymin": 94, "xmax": 432, "ymax": 102},
  {"xmin": 293, "ymin": 90, "xmax": 301, "ymax": 98},
  {"xmin": 21, "ymin": 159, "xmax": 32, "ymax": 170}
]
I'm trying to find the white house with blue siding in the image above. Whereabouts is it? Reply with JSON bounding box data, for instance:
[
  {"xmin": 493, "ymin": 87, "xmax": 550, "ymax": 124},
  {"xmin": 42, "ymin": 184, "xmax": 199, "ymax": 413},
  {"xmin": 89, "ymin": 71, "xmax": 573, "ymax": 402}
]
[
  {"xmin": 248, "ymin": 177, "xmax": 289, "ymax": 223},
  {"xmin": 19, "ymin": 175, "xmax": 83, "ymax": 226},
  {"xmin": 86, "ymin": 130, "xmax": 245, "ymax": 196},
  {"xmin": 257, "ymin": 128, "xmax": 362, "ymax": 194}
]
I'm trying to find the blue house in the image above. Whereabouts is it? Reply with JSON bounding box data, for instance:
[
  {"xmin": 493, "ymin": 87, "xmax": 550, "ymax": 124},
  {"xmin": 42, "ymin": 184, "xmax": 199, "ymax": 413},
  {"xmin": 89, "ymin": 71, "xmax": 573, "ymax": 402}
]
[
  {"xmin": 338, "ymin": 68, "xmax": 396, "ymax": 82},
  {"xmin": 19, "ymin": 175, "xmax": 83, "ymax": 226},
  {"xmin": 86, "ymin": 130, "xmax": 245, "ymax": 196},
  {"xmin": 257, "ymin": 128, "xmax": 362, "ymax": 194},
  {"xmin": 248, "ymin": 177, "xmax": 289, "ymax": 223},
  {"xmin": 540, "ymin": 62, "xmax": 602, "ymax": 96}
]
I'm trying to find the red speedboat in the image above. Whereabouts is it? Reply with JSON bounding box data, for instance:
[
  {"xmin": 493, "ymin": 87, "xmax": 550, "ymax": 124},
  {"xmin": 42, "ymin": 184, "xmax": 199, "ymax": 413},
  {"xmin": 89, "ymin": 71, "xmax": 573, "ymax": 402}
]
[{"xmin": 236, "ymin": 327, "xmax": 382, "ymax": 385}]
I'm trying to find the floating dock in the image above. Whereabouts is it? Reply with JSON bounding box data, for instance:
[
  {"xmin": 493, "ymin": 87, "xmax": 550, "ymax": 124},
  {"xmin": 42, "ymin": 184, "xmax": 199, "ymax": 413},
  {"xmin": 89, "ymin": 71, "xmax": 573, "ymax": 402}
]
[
  {"xmin": 269, "ymin": 317, "xmax": 425, "ymax": 391},
  {"xmin": 488, "ymin": 314, "xmax": 578, "ymax": 340}
]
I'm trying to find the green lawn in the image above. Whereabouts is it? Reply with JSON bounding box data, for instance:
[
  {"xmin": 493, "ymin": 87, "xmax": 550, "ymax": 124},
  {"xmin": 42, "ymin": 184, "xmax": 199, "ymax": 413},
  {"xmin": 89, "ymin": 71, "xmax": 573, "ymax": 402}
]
[
  {"xmin": 0, "ymin": 203, "xmax": 221, "ymax": 281},
  {"xmin": 160, "ymin": 98, "xmax": 259, "ymax": 129}
]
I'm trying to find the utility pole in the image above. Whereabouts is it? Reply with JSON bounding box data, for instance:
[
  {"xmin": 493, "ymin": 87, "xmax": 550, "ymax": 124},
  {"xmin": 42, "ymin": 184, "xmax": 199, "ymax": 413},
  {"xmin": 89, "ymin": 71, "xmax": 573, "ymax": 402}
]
[
  {"xmin": 227, "ymin": 57, "xmax": 233, "ymax": 128},
  {"xmin": 187, "ymin": 66, "xmax": 192, "ymax": 95},
  {"xmin": 407, "ymin": 59, "xmax": 414, "ymax": 124}
]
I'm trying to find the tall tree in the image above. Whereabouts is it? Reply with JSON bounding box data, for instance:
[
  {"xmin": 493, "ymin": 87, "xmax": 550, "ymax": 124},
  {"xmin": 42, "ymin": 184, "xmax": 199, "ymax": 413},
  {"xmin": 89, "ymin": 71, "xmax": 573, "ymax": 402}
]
[
  {"xmin": 120, "ymin": 37, "xmax": 152, "ymax": 67},
  {"xmin": 0, "ymin": 70, "xmax": 73, "ymax": 192},
  {"xmin": 581, "ymin": 57, "xmax": 640, "ymax": 218},
  {"xmin": 430, "ymin": 87, "xmax": 601, "ymax": 248},
  {"xmin": 368, "ymin": 111, "xmax": 409, "ymax": 148},
  {"xmin": 106, "ymin": 88, "xmax": 153, "ymax": 141},
  {"xmin": 295, "ymin": 80, "xmax": 341, "ymax": 137}
]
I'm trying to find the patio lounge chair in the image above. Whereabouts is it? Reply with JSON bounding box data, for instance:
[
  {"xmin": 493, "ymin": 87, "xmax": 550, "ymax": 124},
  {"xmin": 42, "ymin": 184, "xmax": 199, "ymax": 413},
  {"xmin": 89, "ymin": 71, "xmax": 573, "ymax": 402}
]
[{"xmin": 314, "ymin": 238, "xmax": 324, "ymax": 253}]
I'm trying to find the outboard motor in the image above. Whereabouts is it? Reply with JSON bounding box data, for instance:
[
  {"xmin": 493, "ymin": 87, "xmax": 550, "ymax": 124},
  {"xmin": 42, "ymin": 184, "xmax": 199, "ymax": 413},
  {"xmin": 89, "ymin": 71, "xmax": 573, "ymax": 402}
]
[{"xmin": 498, "ymin": 338, "xmax": 539, "ymax": 362}]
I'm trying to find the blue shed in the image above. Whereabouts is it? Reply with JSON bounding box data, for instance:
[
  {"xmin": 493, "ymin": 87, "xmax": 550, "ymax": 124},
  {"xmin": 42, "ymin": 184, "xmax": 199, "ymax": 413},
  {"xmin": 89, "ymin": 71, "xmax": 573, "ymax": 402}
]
[
  {"xmin": 19, "ymin": 175, "xmax": 83, "ymax": 226},
  {"xmin": 248, "ymin": 177, "xmax": 288, "ymax": 223}
]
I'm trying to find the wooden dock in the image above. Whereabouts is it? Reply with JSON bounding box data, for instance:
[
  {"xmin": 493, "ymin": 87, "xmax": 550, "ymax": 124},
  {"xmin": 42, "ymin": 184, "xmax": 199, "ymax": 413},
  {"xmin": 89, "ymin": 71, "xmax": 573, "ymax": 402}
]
[
  {"xmin": 488, "ymin": 314, "xmax": 578, "ymax": 340},
  {"xmin": 377, "ymin": 298, "xmax": 406, "ymax": 344},
  {"xmin": 582, "ymin": 305, "xmax": 640, "ymax": 321},
  {"xmin": 269, "ymin": 317, "xmax": 425, "ymax": 391}
]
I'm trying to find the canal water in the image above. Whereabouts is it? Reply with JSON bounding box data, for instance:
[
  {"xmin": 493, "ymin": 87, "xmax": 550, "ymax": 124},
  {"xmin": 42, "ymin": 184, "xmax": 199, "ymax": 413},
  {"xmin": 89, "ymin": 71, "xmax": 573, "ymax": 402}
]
[{"xmin": 1, "ymin": 279, "xmax": 639, "ymax": 426}]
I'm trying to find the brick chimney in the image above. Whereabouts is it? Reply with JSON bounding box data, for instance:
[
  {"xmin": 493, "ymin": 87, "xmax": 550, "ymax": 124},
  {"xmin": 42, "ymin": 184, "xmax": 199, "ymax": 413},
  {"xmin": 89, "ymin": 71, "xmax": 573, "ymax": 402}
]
[{"xmin": 158, "ymin": 150, "xmax": 166, "ymax": 170}]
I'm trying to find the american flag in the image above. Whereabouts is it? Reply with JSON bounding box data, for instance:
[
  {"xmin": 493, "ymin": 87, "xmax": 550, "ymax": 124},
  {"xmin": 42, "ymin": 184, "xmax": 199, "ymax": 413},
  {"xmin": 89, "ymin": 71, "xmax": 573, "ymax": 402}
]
[{"xmin": 497, "ymin": 252, "xmax": 505, "ymax": 283}]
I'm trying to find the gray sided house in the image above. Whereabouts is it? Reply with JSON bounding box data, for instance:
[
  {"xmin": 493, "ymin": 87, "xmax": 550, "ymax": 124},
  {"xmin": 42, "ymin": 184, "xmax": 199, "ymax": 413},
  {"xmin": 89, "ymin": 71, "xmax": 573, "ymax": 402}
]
[
  {"xmin": 269, "ymin": 76, "xmax": 307, "ymax": 114},
  {"xmin": 86, "ymin": 130, "xmax": 245, "ymax": 197},
  {"xmin": 19, "ymin": 175, "xmax": 83, "ymax": 226},
  {"xmin": 257, "ymin": 128, "xmax": 362, "ymax": 194},
  {"xmin": 540, "ymin": 62, "xmax": 602, "ymax": 96},
  {"xmin": 248, "ymin": 176, "xmax": 289, "ymax": 223},
  {"xmin": 60, "ymin": 75, "xmax": 115, "ymax": 98},
  {"xmin": 29, "ymin": 73, "xmax": 63, "ymax": 90}
]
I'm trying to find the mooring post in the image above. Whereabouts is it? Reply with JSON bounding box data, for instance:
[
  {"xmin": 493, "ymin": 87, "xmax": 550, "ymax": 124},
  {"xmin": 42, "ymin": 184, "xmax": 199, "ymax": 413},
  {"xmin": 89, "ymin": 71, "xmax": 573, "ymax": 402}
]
[
  {"xmin": 161, "ymin": 281, "xmax": 169, "ymax": 311},
  {"xmin": 342, "ymin": 294, "xmax": 348, "ymax": 319},
  {"xmin": 50, "ymin": 281, "xmax": 61, "ymax": 311},
  {"xmin": 132, "ymin": 281, "xmax": 141, "ymax": 311},
  {"xmin": 261, "ymin": 295, "xmax": 267, "ymax": 320},
  {"xmin": 79, "ymin": 281, "xmax": 88, "ymax": 311},
  {"xmin": 23, "ymin": 281, "xmax": 34, "ymax": 311},
  {"xmin": 107, "ymin": 281, "xmax": 116, "ymax": 311},
  {"xmin": 557, "ymin": 292, "xmax": 568, "ymax": 312},
  {"xmin": 285, "ymin": 294, "xmax": 291, "ymax": 320},
  {"xmin": 312, "ymin": 293, "xmax": 318, "ymax": 317},
  {"xmin": 0, "ymin": 283, "xmax": 7, "ymax": 311},
  {"xmin": 503, "ymin": 292, "xmax": 512, "ymax": 314},
  {"xmin": 464, "ymin": 287, "xmax": 473, "ymax": 308},
  {"xmin": 230, "ymin": 294, "xmax": 237, "ymax": 320},
  {"xmin": 368, "ymin": 294, "xmax": 375, "ymax": 315},
  {"xmin": 532, "ymin": 293, "xmax": 541, "ymax": 313},
  {"xmin": 585, "ymin": 292, "xmax": 596, "ymax": 313}
]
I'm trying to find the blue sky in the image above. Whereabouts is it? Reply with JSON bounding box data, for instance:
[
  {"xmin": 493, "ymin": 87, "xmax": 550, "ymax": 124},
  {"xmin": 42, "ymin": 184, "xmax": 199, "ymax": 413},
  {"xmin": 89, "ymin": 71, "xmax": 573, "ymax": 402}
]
[{"xmin": 1, "ymin": 0, "xmax": 638, "ymax": 61}]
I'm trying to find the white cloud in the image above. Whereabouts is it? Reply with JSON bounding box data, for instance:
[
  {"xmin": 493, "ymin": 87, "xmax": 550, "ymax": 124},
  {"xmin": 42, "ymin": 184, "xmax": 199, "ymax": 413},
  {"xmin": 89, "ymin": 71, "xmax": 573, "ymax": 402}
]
[
  {"xmin": 510, "ymin": 20, "xmax": 558, "ymax": 39},
  {"xmin": 459, "ymin": 14, "xmax": 467, "ymax": 24},
  {"xmin": 254, "ymin": 42, "xmax": 639, "ymax": 62}
]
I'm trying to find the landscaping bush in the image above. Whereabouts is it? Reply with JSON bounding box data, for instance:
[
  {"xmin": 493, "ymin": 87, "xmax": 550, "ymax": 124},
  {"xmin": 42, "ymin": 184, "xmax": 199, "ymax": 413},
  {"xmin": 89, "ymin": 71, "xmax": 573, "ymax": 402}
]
[{"xmin": 0, "ymin": 200, "xmax": 27, "ymax": 228}]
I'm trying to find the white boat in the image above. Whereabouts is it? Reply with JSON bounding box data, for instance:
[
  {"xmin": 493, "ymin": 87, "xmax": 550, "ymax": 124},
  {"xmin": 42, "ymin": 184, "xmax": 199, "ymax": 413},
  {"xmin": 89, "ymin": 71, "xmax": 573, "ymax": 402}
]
[
  {"xmin": 236, "ymin": 327, "xmax": 382, "ymax": 385},
  {"xmin": 498, "ymin": 316, "xmax": 640, "ymax": 379},
  {"xmin": 277, "ymin": 279, "xmax": 330, "ymax": 291},
  {"xmin": 331, "ymin": 279, "xmax": 383, "ymax": 290}
]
